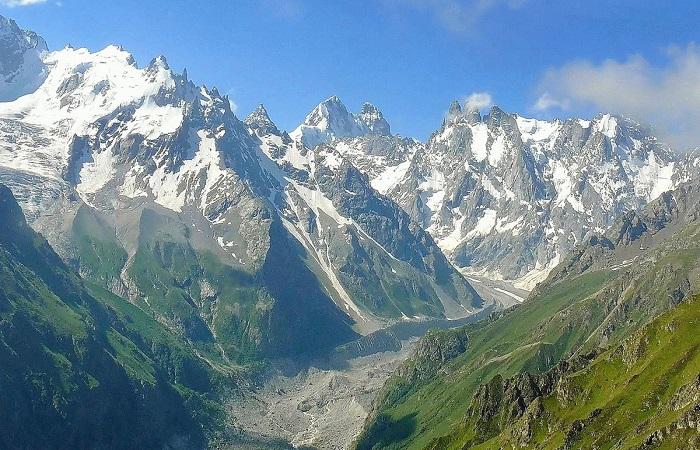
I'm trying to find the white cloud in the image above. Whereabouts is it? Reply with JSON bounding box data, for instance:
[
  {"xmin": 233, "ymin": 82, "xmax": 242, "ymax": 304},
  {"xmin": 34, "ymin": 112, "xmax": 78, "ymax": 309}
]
[
  {"xmin": 465, "ymin": 91, "xmax": 493, "ymax": 110},
  {"xmin": 534, "ymin": 43, "xmax": 700, "ymax": 149},
  {"xmin": 381, "ymin": 0, "xmax": 527, "ymax": 34},
  {"xmin": 223, "ymin": 88, "xmax": 238, "ymax": 113},
  {"xmin": 532, "ymin": 92, "xmax": 570, "ymax": 111},
  {"xmin": 228, "ymin": 99, "xmax": 238, "ymax": 114},
  {"xmin": 0, "ymin": 0, "xmax": 47, "ymax": 6}
]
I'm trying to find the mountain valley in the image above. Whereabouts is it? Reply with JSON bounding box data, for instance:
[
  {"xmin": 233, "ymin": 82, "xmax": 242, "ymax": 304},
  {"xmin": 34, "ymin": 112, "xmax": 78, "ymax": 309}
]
[{"xmin": 1, "ymin": 12, "xmax": 700, "ymax": 450}]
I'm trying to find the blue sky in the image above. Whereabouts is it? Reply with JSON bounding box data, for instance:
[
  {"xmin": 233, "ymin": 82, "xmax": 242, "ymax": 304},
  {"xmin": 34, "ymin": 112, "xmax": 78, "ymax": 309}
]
[{"xmin": 2, "ymin": 0, "xmax": 699, "ymax": 144}]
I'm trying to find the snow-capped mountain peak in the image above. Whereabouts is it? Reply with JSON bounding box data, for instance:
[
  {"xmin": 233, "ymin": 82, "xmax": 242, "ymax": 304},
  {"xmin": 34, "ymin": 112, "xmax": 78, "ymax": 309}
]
[
  {"xmin": 0, "ymin": 38, "xmax": 227, "ymax": 214},
  {"xmin": 245, "ymin": 103, "xmax": 280, "ymax": 135},
  {"xmin": 290, "ymin": 96, "xmax": 393, "ymax": 148},
  {"xmin": 147, "ymin": 54, "xmax": 170, "ymax": 71},
  {"xmin": 304, "ymin": 95, "xmax": 348, "ymax": 127},
  {"xmin": 0, "ymin": 15, "xmax": 48, "ymax": 102},
  {"xmin": 358, "ymin": 102, "xmax": 391, "ymax": 136},
  {"xmin": 445, "ymin": 99, "xmax": 481, "ymax": 127},
  {"xmin": 290, "ymin": 95, "xmax": 367, "ymax": 148}
]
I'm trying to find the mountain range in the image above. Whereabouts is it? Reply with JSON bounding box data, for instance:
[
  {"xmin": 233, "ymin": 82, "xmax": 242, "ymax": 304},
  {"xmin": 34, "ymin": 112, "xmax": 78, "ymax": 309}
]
[
  {"xmin": 0, "ymin": 18, "xmax": 484, "ymax": 365},
  {"xmin": 2, "ymin": 14, "xmax": 700, "ymax": 449},
  {"xmin": 290, "ymin": 96, "xmax": 700, "ymax": 289}
]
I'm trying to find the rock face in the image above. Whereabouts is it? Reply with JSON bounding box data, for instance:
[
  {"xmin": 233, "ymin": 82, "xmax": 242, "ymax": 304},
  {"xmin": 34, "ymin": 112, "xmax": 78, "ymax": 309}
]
[
  {"xmin": 244, "ymin": 103, "xmax": 281, "ymax": 136},
  {"xmin": 0, "ymin": 16, "xmax": 482, "ymax": 363},
  {"xmin": 397, "ymin": 327, "xmax": 469, "ymax": 384},
  {"xmin": 301, "ymin": 98, "xmax": 700, "ymax": 289},
  {"xmin": 463, "ymin": 355, "xmax": 593, "ymax": 447},
  {"xmin": 358, "ymin": 102, "xmax": 391, "ymax": 136},
  {"xmin": 0, "ymin": 16, "xmax": 47, "ymax": 101}
]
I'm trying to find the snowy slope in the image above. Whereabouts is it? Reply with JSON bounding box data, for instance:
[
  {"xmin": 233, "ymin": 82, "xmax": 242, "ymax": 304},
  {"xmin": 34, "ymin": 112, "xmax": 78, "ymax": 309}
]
[
  {"xmin": 291, "ymin": 98, "xmax": 698, "ymax": 290},
  {"xmin": 289, "ymin": 96, "xmax": 391, "ymax": 149},
  {"xmin": 0, "ymin": 16, "xmax": 47, "ymax": 102},
  {"xmin": 0, "ymin": 17, "xmax": 482, "ymax": 344}
]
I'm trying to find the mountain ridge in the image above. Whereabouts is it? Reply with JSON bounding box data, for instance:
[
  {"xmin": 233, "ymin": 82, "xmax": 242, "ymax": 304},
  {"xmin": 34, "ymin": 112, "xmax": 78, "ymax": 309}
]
[
  {"xmin": 0, "ymin": 16, "xmax": 483, "ymax": 367},
  {"xmin": 289, "ymin": 95, "xmax": 699, "ymax": 289}
]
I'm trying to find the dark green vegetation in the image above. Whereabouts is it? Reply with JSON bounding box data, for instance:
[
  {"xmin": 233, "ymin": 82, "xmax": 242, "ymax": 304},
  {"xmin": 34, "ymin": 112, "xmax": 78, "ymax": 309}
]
[
  {"xmin": 0, "ymin": 185, "xmax": 226, "ymax": 449},
  {"xmin": 356, "ymin": 182, "xmax": 700, "ymax": 449},
  {"xmin": 71, "ymin": 205, "xmax": 357, "ymax": 364}
]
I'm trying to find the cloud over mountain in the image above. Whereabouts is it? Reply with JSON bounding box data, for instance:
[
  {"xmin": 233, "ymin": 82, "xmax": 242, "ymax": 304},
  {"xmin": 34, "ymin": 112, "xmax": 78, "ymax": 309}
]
[{"xmin": 535, "ymin": 43, "xmax": 700, "ymax": 150}]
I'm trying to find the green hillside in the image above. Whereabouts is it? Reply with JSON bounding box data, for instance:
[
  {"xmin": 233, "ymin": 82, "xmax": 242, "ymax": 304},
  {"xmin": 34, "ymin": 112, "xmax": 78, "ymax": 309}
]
[
  {"xmin": 0, "ymin": 185, "xmax": 227, "ymax": 448},
  {"xmin": 453, "ymin": 294, "xmax": 700, "ymax": 449},
  {"xmin": 356, "ymin": 184, "xmax": 700, "ymax": 449}
]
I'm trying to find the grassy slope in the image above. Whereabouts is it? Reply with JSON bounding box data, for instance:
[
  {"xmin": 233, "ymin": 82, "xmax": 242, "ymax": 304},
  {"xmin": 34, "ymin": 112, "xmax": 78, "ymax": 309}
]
[
  {"xmin": 470, "ymin": 295, "xmax": 700, "ymax": 449},
  {"xmin": 357, "ymin": 201, "xmax": 700, "ymax": 449},
  {"xmin": 0, "ymin": 186, "xmax": 225, "ymax": 448},
  {"xmin": 73, "ymin": 205, "xmax": 358, "ymax": 363},
  {"xmin": 71, "ymin": 205, "xmax": 128, "ymax": 284},
  {"xmin": 356, "ymin": 270, "xmax": 617, "ymax": 449}
]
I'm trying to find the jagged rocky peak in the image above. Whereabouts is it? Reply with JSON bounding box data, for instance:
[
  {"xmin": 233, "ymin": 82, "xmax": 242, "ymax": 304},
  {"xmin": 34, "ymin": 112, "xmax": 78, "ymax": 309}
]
[
  {"xmin": 304, "ymin": 95, "xmax": 350, "ymax": 127},
  {"xmin": 444, "ymin": 99, "xmax": 462, "ymax": 126},
  {"xmin": 0, "ymin": 15, "xmax": 47, "ymax": 53},
  {"xmin": 358, "ymin": 102, "xmax": 391, "ymax": 136},
  {"xmin": 445, "ymin": 99, "xmax": 481, "ymax": 126},
  {"xmin": 291, "ymin": 95, "xmax": 393, "ymax": 148},
  {"xmin": 485, "ymin": 105, "xmax": 512, "ymax": 124},
  {"xmin": 448, "ymin": 99, "xmax": 462, "ymax": 115},
  {"xmin": 245, "ymin": 103, "xmax": 280, "ymax": 135},
  {"xmin": 307, "ymin": 95, "xmax": 368, "ymax": 137},
  {"xmin": 484, "ymin": 105, "xmax": 519, "ymax": 135},
  {"xmin": 142, "ymin": 54, "xmax": 177, "ymax": 88},
  {"xmin": 463, "ymin": 103, "xmax": 482, "ymax": 124},
  {"xmin": 146, "ymin": 54, "xmax": 170, "ymax": 72},
  {"xmin": 0, "ymin": 14, "xmax": 48, "ymax": 101}
]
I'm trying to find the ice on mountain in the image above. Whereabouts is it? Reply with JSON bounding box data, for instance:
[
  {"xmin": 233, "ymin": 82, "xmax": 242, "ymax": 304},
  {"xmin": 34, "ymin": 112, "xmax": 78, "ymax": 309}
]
[{"xmin": 290, "ymin": 96, "xmax": 392, "ymax": 148}]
